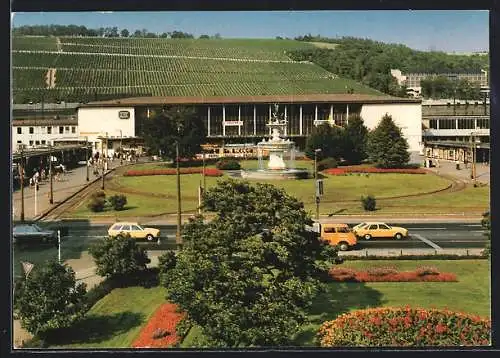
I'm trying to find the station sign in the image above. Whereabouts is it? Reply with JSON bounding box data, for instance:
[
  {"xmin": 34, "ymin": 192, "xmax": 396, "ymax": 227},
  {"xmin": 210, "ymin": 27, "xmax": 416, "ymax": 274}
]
[
  {"xmin": 118, "ymin": 110, "xmax": 131, "ymax": 119},
  {"xmin": 223, "ymin": 121, "xmax": 243, "ymax": 126}
]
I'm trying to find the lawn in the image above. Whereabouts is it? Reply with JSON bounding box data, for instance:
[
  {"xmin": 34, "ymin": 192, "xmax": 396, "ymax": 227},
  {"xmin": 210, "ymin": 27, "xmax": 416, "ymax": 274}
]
[
  {"xmin": 292, "ymin": 259, "xmax": 491, "ymax": 346},
  {"xmin": 41, "ymin": 259, "xmax": 489, "ymax": 348},
  {"xmin": 64, "ymin": 160, "xmax": 487, "ymax": 218},
  {"xmin": 181, "ymin": 259, "xmax": 490, "ymax": 347},
  {"xmin": 49, "ymin": 286, "xmax": 166, "ymax": 348}
]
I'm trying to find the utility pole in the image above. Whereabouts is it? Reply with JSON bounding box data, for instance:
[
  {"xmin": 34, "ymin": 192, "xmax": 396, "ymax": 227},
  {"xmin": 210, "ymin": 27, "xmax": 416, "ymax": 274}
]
[
  {"xmin": 314, "ymin": 148, "xmax": 321, "ymax": 221},
  {"xmin": 470, "ymin": 132, "xmax": 476, "ymax": 185},
  {"xmin": 202, "ymin": 151, "xmax": 206, "ymax": 190},
  {"xmin": 120, "ymin": 130, "xmax": 123, "ymax": 165},
  {"xmin": 20, "ymin": 147, "xmax": 25, "ymax": 222},
  {"xmin": 49, "ymin": 144, "xmax": 53, "ymax": 204},
  {"xmin": 176, "ymin": 140, "xmax": 182, "ymax": 250}
]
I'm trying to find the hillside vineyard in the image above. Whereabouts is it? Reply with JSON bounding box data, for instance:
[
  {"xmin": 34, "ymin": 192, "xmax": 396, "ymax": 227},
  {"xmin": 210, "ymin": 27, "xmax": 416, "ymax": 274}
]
[{"xmin": 11, "ymin": 36, "xmax": 382, "ymax": 103}]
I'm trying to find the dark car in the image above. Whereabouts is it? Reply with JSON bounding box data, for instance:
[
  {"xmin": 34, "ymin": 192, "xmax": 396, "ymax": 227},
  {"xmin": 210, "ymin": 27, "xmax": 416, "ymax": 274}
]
[{"xmin": 13, "ymin": 223, "xmax": 57, "ymax": 245}]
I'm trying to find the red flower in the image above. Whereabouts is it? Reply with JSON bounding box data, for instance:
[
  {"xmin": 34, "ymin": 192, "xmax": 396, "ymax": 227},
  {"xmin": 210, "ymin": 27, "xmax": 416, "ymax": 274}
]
[{"xmin": 132, "ymin": 303, "xmax": 186, "ymax": 348}]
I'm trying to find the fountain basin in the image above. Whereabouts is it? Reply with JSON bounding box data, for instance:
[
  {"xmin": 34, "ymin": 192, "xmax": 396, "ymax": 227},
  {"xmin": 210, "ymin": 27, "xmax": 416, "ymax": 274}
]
[{"xmin": 240, "ymin": 168, "xmax": 310, "ymax": 180}]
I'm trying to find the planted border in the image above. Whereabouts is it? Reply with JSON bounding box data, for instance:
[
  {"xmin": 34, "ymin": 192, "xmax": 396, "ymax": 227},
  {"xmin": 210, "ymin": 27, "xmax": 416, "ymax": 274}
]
[
  {"xmin": 328, "ymin": 265, "xmax": 457, "ymax": 282},
  {"xmin": 318, "ymin": 306, "xmax": 491, "ymax": 347},
  {"xmin": 324, "ymin": 167, "xmax": 428, "ymax": 175},
  {"xmin": 131, "ymin": 303, "xmax": 186, "ymax": 348},
  {"xmin": 123, "ymin": 168, "xmax": 223, "ymax": 177}
]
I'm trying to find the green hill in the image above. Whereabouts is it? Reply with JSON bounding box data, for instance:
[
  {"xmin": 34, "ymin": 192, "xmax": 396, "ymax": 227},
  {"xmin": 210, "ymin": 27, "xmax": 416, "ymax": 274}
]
[{"xmin": 11, "ymin": 36, "xmax": 384, "ymax": 103}]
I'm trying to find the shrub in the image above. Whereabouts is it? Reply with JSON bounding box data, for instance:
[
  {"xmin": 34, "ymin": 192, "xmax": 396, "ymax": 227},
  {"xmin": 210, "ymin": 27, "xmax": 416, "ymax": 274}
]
[
  {"xmin": 361, "ymin": 195, "xmax": 376, "ymax": 211},
  {"xmin": 415, "ymin": 266, "xmax": 440, "ymax": 276},
  {"xmin": 215, "ymin": 159, "xmax": 241, "ymax": 170},
  {"xmin": 366, "ymin": 266, "xmax": 398, "ymax": 277},
  {"xmin": 108, "ymin": 194, "xmax": 127, "ymax": 211},
  {"xmin": 328, "ymin": 267, "xmax": 357, "ymax": 281},
  {"xmin": 317, "ymin": 157, "xmax": 338, "ymax": 171},
  {"xmin": 318, "ymin": 307, "xmax": 491, "ymax": 347},
  {"xmin": 324, "ymin": 167, "xmax": 427, "ymax": 175},
  {"xmin": 87, "ymin": 197, "xmax": 106, "ymax": 212},
  {"xmin": 90, "ymin": 190, "xmax": 106, "ymax": 199}
]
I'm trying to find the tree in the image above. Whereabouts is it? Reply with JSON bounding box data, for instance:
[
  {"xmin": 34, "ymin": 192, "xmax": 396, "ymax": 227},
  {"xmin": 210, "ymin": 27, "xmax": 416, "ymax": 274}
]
[
  {"xmin": 305, "ymin": 123, "xmax": 344, "ymax": 161},
  {"xmin": 342, "ymin": 114, "xmax": 369, "ymax": 164},
  {"xmin": 88, "ymin": 235, "xmax": 150, "ymax": 279},
  {"xmin": 160, "ymin": 179, "xmax": 337, "ymax": 347},
  {"xmin": 141, "ymin": 106, "xmax": 206, "ymax": 159},
  {"xmin": 14, "ymin": 261, "xmax": 87, "ymax": 339},
  {"xmin": 367, "ymin": 114, "xmax": 410, "ymax": 168},
  {"xmin": 481, "ymin": 211, "xmax": 490, "ymax": 258},
  {"xmin": 199, "ymin": 34, "xmax": 210, "ymax": 39},
  {"xmin": 120, "ymin": 29, "xmax": 129, "ymax": 38}
]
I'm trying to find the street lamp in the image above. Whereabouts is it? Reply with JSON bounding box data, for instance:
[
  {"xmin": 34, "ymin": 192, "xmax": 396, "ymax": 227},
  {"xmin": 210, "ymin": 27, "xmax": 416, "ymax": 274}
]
[
  {"xmin": 470, "ymin": 131, "xmax": 481, "ymax": 185},
  {"xmin": 19, "ymin": 147, "xmax": 25, "ymax": 222},
  {"xmin": 314, "ymin": 148, "xmax": 322, "ymax": 221},
  {"xmin": 176, "ymin": 123, "xmax": 183, "ymax": 250},
  {"xmin": 49, "ymin": 144, "xmax": 53, "ymax": 204},
  {"xmin": 85, "ymin": 136, "xmax": 89, "ymax": 182},
  {"xmin": 120, "ymin": 130, "xmax": 123, "ymax": 165}
]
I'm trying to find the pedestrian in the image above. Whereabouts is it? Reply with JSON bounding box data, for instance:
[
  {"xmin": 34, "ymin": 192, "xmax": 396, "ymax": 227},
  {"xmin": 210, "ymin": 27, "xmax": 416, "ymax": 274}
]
[
  {"xmin": 41, "ymin": 168, "xmax": 46, "ymax": 181},
  {"xmin": 29, "ymin": 177, "xmax": 34, "ymax": 187}
]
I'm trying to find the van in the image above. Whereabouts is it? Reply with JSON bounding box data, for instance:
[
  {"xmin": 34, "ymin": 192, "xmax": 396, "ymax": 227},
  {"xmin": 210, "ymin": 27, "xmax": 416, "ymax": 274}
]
[{"xmin": 313, "ymin": 223, "xmax": 358, "ymax": 251}]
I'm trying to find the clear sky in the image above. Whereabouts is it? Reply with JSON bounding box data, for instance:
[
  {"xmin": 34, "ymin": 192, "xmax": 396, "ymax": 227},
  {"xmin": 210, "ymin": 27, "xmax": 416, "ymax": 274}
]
[{"xmin": 11, "ymin": 10, "xmax": 489, "ymax": 53}]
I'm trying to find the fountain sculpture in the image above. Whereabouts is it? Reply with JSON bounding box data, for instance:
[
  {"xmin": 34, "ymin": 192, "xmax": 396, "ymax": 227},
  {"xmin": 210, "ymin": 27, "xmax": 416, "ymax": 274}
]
[{"xmin": 241, "ymin": 104, "xmax": 309, "ymax": 180}]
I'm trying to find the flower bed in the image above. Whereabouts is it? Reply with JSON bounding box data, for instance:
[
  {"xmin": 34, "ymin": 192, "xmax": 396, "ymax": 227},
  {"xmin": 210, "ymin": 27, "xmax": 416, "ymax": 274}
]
[
  {"xmin": 124, "ymin": 168, "xmax": 223, "ymax": 177},
  {"xmin": 318, "ymin": 306, "xmax": 491, "ymax": 347},
  {"xmin": 328, "ymin": 266, "xmax": 457, "ymax": 282},
  {"xmin": 131, "ymin": 303, "xmax": 186, "ymax": 348},
  {"xmin": 324, "ymin": 167, "xmax": 427, "ymax": 175}
]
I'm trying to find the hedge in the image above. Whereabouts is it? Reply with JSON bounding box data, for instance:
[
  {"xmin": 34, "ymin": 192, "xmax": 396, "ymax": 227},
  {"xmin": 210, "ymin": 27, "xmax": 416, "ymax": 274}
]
[
  {"xmin": 318, "ymin": 306, "xmax": 491, "ymax": 347},
  {"xmin": 324, "ymin": 167, "xmax": 428, "ymax": 175}
]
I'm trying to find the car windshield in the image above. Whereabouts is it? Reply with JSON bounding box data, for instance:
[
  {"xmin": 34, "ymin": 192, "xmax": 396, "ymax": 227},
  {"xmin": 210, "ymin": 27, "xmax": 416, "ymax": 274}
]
[
  {"xmin": 32, "ymin": 224, "xmax": 43, "ymax": 232},
  {"xmin": 353, "ymin": 223, "xmax": 367, "ymax": 229}
]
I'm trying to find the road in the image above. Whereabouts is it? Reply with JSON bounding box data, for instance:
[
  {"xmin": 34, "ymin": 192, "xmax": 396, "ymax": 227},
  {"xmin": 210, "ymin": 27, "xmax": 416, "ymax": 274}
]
[{"xmin": 40, "ymin": 221, "xmax": 488, "ymax": 251}]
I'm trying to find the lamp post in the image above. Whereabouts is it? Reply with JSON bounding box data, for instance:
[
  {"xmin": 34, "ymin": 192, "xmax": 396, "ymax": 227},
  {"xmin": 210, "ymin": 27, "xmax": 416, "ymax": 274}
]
[
  {"xmin": 314, "ymin": 148, "xmax": 322, "ymax": 221},
  {"xmin": 49, "ymin": 144, "xmax": 53, "ymax": 204},
  {"xmin": 20, "ymin": 147, "xmax": 25, "ymax": 222},
  {"xmin": 85, "ymin": 136, "xmax": 89, "ymax": 182},
  {"xmin": 176, "ymin": 139, "xmax": 182, "ymax": 250},
  {"xmin": 120, "ymin": 130, "xmax": 123, "ymax": 165}
]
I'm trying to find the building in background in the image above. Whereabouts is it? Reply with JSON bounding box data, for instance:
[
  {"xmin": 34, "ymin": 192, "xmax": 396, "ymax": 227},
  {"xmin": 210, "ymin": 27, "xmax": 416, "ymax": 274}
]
[{"xmin": 390, "ymin": 69, "xmax": 489, "ymax": 98}]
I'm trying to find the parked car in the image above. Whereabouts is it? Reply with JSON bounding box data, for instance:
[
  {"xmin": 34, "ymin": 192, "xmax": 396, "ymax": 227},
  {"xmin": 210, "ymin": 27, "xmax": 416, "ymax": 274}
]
[
  {"xmin": 107, "ymin": 222, "xmax": 160, "ymax": 241},
  {"xmin": 312, "ymin": 223, "xmax": 358, "ymax": 251},
  {"xmin": 13, "ymin": 223, "xmax": 57, "ymax": 245},
  {"xmin": 352, "ymin": 222, "xmax": 409, "ymax": 240}
]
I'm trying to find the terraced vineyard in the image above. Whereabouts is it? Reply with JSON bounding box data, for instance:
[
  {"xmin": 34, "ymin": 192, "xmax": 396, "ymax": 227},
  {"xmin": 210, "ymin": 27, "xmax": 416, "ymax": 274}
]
[{"xmin": 12, "ymin": 36, "xmax": 383, "ymax": 103}]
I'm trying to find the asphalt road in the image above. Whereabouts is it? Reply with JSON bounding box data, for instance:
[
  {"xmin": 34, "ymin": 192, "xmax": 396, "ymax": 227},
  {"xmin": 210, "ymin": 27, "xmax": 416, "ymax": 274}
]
[{"xmin": 40, "ymin": 221, "xmax": 488, "ymax": 251}]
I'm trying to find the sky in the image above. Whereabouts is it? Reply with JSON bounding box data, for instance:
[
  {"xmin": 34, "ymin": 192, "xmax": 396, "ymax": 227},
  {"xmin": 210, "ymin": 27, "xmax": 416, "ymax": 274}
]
[{"xmin": 11, "ymin": 10, "xmax": 489, "ymax": 53}]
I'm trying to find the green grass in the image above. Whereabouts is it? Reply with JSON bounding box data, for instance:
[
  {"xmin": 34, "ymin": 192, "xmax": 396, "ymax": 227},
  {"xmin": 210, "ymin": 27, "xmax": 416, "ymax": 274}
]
[
  {"xmin": 49, "ymin": 286, "xmax": 166, "ymax": 348},
  {"xmin": 63, "ymin": 161, "xmax": 489, "ymax": 218},
  {"xmin": 179, "ymin": 260, "xmax": 490, "ymax": 347},
  {"xmin": 293, "ymin": 259, "xmax": 490, "ymax": 346}
]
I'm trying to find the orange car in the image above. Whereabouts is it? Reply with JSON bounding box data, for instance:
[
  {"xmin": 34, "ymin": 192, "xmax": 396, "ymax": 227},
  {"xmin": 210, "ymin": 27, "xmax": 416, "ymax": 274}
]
[{"xmin": 316, "ymin": 223, "xmax": 358, "ymax": 251}]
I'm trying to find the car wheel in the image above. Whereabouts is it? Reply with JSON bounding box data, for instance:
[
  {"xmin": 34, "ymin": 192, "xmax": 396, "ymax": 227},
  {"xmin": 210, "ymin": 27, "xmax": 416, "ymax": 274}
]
[
  {"xmin": 146, "ymin": 234, "xmax": 155, "ymax": 242},
  {"xmin": 395, "ymin": 233, "xmax": 403, "ymax": 240},
  {"xmin": 364, "ymin": 234, "xmax": 372, "ymax": 240},
  {"xmin": 338, "ymin": 242, "xmax": 349, "ymax": 251}
]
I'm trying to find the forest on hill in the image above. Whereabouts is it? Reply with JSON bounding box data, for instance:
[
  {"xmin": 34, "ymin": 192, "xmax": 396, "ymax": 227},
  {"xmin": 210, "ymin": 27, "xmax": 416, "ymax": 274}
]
[{"xmin": 289, "ymin": 35, "xmax": 489, "ymax": 98}]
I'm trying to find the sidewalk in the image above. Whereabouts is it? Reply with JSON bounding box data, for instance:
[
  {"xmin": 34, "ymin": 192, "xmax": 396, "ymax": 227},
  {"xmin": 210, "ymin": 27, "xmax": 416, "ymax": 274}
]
[
  {"xmin": 12, "ymin": 159, "xmax": 122, "ymax": 222},
  {"xmin": 424, "ymin": 157, "xmax": 490, "ymax": 185}
]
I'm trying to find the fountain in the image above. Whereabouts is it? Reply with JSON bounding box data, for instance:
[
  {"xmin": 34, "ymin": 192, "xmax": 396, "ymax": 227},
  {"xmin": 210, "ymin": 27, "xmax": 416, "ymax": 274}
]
[{"xmin": 241, "ymin": 104, "xmax": 309, "ymax": 180}]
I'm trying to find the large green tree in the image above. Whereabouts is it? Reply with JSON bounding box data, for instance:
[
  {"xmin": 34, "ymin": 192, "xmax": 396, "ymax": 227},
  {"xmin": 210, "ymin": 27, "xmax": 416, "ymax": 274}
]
[
  {"xmin": 14, "ymin": 261, "xmax": 87, "ymax": 339},
  {"xmin": 367, "ymin": 114, "xmax": 410, "ymax": 168},
  {"xmin": 88, "ymin": 235, "xmax": 150, "ymax": 279},
  {"xmin": 342, "ymin": 114, "xmax": 369, "ymax": 164},
  {"xmin": 159, "ymin": 179, "xmax": 337, "ymax": 347},
  {"xmin": 305, "ymin": 123, "xmax": 344, "ymax": 161},
  {"xmin": 141, "ymin": 106, "xmax": 205, "ymax": 159}
]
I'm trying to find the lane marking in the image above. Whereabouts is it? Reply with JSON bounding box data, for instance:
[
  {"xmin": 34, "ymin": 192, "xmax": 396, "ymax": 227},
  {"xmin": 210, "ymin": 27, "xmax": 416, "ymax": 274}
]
[
  {"xmin": 412, "ymin": 234, "xmax": 442, "ymax": 250},
  {"xmin": 411, "ymin": 227, "xmax": 446, "ymax": 230},
  {"xmin": 465, "ymin": 224, "xmax": 482, "ymax": 227}
]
